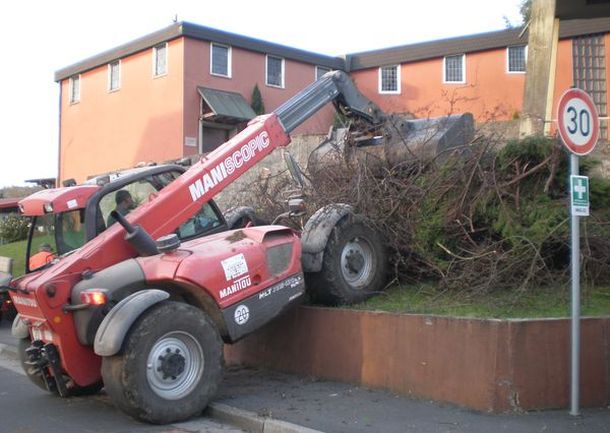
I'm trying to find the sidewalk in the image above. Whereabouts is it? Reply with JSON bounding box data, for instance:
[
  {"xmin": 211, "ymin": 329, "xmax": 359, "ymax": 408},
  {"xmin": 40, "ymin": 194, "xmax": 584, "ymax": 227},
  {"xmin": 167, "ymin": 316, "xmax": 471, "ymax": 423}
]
[{"xmin": 215, "ymin": 366, "xmax": 610, "ymax": 433}]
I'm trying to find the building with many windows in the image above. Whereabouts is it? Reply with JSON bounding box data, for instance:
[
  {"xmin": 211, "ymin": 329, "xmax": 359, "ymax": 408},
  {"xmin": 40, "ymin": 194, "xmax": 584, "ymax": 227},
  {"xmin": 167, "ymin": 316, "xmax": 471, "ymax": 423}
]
[{"xmin": 55, "ymin": 18, "xmax": 610, "ymax": 182}]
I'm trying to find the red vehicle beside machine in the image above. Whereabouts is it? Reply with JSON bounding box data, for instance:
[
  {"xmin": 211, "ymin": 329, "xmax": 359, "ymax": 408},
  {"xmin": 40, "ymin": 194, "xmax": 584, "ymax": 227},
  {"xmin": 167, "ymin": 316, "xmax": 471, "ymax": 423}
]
[{"xmin": 1, "ymin": 71, "xmax": 473, "ymax": 424}]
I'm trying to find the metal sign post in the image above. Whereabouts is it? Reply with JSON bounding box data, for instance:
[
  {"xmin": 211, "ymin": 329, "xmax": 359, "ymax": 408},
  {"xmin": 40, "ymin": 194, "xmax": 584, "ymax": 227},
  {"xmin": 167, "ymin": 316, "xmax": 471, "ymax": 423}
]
[
  {"xmin": 557, "ymin": 88, "xmax": 599, "ymax": 417},
  {"xmin": 569, "ymin": 154, "xmax": 581, "ymax": 416}
]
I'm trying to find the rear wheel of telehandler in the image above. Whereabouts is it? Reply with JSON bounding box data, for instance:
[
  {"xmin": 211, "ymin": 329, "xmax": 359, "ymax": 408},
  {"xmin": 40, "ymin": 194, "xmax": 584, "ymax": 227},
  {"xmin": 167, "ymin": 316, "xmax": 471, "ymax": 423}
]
[
  {"xmin": 101, "ymin": 301, "xmax": 223, "ymax": 424},
  {"xmin": 17, "ymin": 338, "xmax": 103, "ymax": 396},
  {"xmin": 308, "ymin": 217, "xmax": 388, "ymax": 305}
]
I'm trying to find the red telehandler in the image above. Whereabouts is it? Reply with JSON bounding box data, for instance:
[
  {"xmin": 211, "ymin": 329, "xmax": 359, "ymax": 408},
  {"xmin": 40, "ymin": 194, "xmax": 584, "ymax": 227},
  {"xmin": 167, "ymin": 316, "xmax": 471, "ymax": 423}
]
[{"xmin": 1, "ymin": 71, "xmax": 472, "ymax": 423}]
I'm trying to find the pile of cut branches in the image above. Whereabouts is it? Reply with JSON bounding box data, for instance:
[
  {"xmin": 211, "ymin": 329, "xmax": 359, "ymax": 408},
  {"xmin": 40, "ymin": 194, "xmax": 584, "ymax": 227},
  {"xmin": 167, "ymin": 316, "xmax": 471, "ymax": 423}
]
[{"xmin": 237, "ymin": 135, "xmax": 610, "ymax": 295}]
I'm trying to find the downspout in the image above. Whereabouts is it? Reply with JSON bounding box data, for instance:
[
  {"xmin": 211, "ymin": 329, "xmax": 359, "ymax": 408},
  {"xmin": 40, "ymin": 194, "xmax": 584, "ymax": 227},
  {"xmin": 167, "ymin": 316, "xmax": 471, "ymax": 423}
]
[{"xmin": 57, "ymin": 81, "xmax": 62, "ymax": 187}]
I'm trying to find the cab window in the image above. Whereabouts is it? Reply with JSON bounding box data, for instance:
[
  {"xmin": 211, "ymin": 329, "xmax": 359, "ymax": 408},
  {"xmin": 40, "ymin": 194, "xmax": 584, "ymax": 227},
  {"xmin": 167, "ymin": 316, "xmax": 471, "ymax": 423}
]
[
  {"xmin": 28, "ymin": 209, "xmax": 86, "ymax": 272},
  {"xmin": 96, "ymin": 170, "xmax": 224, "ymax": 240},
  {"xmin": 177, "ymin": 203, "xmax": 223, "ymax": 240}
]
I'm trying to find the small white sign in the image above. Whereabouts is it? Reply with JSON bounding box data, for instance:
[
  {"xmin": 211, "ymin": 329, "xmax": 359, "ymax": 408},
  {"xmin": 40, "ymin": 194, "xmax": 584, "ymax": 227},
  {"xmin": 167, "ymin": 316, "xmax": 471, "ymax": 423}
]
[
  {"xmin": 221, "ymin": 253, "xmax": 248, "ymax": 280},
  {"xmin": 67, "ymin": 199, "xmax": 78, "ymax": 209},
  {"xmin": 570, "ymin": 175, "xmax": 590, "ymax": 217},
  {"xmin": 234, "ymin": 305, "xmax": 250, "ymax": 325},
  {"xmin": 184, "ymin": 136, "xmax": 197, "ymax": 147}
]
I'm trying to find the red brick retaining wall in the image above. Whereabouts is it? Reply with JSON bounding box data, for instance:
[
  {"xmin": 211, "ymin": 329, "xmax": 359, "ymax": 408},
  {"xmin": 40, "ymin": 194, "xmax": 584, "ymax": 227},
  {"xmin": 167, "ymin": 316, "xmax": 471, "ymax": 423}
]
[{"xmin": 225, "ymin": 307, "xmax": 610, "ymax": 412}]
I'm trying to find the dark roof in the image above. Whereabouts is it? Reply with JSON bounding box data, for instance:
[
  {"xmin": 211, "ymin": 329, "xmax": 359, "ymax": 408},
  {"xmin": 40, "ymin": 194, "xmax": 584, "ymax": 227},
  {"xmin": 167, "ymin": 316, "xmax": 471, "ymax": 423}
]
[
  {"xmin": 198, "ymin": 87, "xmax": 256, "ymax": 123},
  {"xmin": 55, "ymin": 17, "xmax": 610, "ymax": 81},
  {"xmin": 0, "ymin": 198, "xmax": 20, "ymax": 211},
  {"xmin": 347, "ymin": 18, "xmax": 610, "ymax": 70},
  {"xmin": 25, "ymin": 178, "xmax": 56, "ymax": 188},
  {"xmin": 55, "ymin": 22, "xmax": 344, "ymax": 81},
  {"xmin": 557, "ymin": 0, "xmax": 610, "ymax": 20}
]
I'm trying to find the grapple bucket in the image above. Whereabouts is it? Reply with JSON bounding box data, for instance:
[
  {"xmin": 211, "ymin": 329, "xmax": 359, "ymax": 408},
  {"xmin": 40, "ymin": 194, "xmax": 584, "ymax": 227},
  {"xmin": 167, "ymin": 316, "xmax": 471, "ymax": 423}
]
[{"xmin": 308, "ymin": 113, "xmax": 475, "ymax": 174}]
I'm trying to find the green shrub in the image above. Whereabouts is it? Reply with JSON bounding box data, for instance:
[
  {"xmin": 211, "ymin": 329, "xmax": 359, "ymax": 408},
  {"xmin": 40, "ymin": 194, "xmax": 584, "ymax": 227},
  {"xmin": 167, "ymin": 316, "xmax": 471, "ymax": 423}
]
[
  {"xmin": 0, "ymin": 214, "xmax": 29, "ymax": 243},
  {"xmin": 251, "ymin": 84, "xmax": 265, "ymax": 115}
]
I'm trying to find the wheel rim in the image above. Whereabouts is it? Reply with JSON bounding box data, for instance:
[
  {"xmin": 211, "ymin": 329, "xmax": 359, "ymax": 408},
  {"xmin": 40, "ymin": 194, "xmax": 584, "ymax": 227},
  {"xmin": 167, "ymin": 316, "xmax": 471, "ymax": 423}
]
[
  {"xmin": 146, "ymin": 331, "xmax": 204, "ymax": 400},
  {"xmin": 340, "ymin": 236, "xmax": 374, "ymax": 288}
]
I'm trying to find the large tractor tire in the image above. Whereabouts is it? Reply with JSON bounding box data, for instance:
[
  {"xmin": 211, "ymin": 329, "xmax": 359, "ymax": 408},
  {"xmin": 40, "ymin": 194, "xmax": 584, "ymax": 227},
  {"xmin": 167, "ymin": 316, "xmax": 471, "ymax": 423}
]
[
  {"xmin": 308, "ymin": 217, "xmax": 388, "ymax": 305},
  {"xmin": 224, "ymin": 206, "xmax": 267, "ymax": 230},
  {"xmin": 101, "ymin": 301, "xmax": 223, "ymax": 424},
  {"xmin": 18, "ymin": 338, "xmax": 102, "ymax": 396}
]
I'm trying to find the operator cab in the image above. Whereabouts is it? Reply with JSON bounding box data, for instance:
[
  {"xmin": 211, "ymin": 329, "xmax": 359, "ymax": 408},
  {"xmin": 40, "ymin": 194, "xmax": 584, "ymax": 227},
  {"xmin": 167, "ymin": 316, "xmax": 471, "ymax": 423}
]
[{"xmin": 23, "ymin": 165, "xmax": 228, "ymax": 273}]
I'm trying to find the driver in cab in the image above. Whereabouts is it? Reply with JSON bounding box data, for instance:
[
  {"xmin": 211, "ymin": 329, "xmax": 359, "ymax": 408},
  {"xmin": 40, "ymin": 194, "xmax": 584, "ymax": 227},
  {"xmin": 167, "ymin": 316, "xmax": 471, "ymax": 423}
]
[{"xmin": 106, "ymin": 190, "xmax": 135, "ymax": 227}]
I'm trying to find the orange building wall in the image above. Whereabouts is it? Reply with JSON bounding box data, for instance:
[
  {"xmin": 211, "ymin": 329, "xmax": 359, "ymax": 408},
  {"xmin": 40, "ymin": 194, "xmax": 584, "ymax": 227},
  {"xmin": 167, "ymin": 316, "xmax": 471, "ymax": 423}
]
[
  {"xmin": 182, "ymin": 37, "xmax": 334, "ymax": 157},
  {"xmin": 59, "ymin": 39, "xmax": 185, "ymax": 183},
  {"xmin": 550, "ymin": 39, "xmax": 574, "ymax": 134},
  {"xmin": 351, "ymin": 39, "xmax": 583, "ymax": 124}
]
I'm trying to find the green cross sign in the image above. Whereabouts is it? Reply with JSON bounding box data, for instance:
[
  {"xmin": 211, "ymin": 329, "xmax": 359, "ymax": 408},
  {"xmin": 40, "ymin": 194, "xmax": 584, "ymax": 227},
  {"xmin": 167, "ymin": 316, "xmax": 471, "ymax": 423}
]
[{"xmin": 570, "ymin": 175, "xmax": 589, "ymax": 216}]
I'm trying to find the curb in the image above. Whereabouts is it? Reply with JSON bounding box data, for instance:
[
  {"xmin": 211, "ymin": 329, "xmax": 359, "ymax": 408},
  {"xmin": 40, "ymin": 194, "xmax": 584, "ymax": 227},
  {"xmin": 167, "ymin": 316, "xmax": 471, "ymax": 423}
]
[
  {"xmin": 0, "ymin": 342, "xmax": 18, "ymax": 361},
  {"xmin": 207, "ymin": 403, "xmax": 324, "ymax": 433}
]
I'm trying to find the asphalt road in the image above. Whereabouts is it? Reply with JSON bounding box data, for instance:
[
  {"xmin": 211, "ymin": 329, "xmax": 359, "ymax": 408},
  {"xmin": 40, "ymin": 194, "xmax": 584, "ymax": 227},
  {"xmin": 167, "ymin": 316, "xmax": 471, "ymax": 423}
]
[{"xmin": 0, "ymin": 320, "xmax": 246, "ymax": 433}]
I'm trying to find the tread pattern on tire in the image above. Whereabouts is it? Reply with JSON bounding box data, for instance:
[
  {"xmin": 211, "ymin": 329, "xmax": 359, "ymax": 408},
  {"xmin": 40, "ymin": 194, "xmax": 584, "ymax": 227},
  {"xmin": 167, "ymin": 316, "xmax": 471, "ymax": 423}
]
[
  {"xmin": 308, "ymin": 216, "xmax": 388, "ymax": 305},
  {"xmin": 101, "ymin": 301, "xmax": 224, "ymax": 424}
]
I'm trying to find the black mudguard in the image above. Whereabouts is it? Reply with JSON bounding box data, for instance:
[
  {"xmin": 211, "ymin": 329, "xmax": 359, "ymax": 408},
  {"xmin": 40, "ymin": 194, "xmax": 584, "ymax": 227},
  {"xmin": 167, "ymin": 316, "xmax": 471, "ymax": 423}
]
[
  {"xmin": 94, "ymin": 289, "xmax": 169, "ymax": 357},
  {"xmin": 300, "ymin": 204, "xmax": 352, "ymax": 273}
]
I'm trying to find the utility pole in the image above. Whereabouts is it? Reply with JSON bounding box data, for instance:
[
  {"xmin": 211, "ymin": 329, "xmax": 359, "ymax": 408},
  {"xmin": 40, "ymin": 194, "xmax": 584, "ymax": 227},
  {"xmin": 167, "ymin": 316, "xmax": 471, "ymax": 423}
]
[{"xmin": 519, "ymin": 0, "xmax": 559, "ymax": 137}]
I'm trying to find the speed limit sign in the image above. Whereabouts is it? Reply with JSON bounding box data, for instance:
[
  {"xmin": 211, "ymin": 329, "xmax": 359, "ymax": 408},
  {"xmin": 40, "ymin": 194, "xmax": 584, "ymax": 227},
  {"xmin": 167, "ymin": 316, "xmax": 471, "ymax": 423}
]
[{"xmin": 557, "ymin": 88, "xmax": 600, "ymax": 156}]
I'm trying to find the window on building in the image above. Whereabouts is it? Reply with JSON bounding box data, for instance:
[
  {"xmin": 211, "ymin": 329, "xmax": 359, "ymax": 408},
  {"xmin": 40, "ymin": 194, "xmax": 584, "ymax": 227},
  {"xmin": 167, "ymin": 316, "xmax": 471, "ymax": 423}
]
[
  {"xmin": 444, "ymin": 54, "xmax": 465, "ymax": 83},
  {"xmin": 507, "ymin": 45, "xmax": 527, "ymax": 73},
  {"xmin": 210, "ymin": 43, "xmax": 231, "ymax": 77},
  {"xmin": 315, "ymin": 66, "xmax": 331, "ymax": 80},
  {"xmin": 69, "ymin": 75, "xmax": 80, "ymax": 103},
  {"xmin": 379, "ymin": 65, "xmax": 401, "ymax": 93},
  {"xmin": 108, "ymin": 60, "xmax": 120, "ymax": 91},
  {"xmin": 266, "ymin": 55, "xmax": 284, "ymax": 88},
  {"xmin": 153, "ymin": 43, "xmax": 167, "ymax": 77}
]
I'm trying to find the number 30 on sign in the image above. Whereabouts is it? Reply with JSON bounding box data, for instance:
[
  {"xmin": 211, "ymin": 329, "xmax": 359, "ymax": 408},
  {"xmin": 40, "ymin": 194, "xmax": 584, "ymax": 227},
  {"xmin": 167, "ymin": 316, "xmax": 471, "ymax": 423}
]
[{"xmin": 557, "ymin": 88, "xmax": 600, "ymax": 156}]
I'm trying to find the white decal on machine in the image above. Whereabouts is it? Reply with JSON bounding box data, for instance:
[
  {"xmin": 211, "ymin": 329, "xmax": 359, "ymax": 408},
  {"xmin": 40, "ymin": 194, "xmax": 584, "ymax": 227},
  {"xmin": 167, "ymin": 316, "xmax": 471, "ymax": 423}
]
[
  {"xmin": 258, "ymin": 275, "xmax": 303, "ymax": 300},
  {"xmin": 221, "ymin": 254, "xmax": 249, "ymax": 280},
  {"xmin": 219, "ymin": 275, "xmax": 251, "ymax": 299},
  {"xmin": 12, "ymin": 296, "xmax": 38, "ymax": 307},
  {"xmin": 234, "ymin": 305, "xmax": 250, "ymax": 325},
  {"xmin": 67, "ymin": 199, "xmax": 78, "ymax": 209},
  {"xmin": 188, "ymin": 131, "xmax": 270, "ymax": 201}
]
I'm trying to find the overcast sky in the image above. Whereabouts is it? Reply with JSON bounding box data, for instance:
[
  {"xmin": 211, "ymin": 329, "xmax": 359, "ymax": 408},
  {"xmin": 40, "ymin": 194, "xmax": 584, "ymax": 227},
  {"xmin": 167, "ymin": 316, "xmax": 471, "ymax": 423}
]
[{"xmin": 0, "ymin": 0, "xmax": 523, "ymax": 187}]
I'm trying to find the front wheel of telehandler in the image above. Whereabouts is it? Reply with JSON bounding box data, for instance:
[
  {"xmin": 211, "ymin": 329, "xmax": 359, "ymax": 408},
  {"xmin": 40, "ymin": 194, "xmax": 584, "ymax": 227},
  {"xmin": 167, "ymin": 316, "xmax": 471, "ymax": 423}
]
[
  {"xmin": 308, "ymin": 216, "xmax": 388, "ymax": 305},
  {"xmin": 101, "ymin": 301, "xmax": 223, "ymax": 424}
]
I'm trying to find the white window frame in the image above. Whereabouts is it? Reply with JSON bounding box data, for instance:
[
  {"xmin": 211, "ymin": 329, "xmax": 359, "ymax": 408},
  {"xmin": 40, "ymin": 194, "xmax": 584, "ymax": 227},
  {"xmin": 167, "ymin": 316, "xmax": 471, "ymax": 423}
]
[
  {"xmin": 210, "ymin": 43, "xmax": 232, "ymax": 78},
  {"xmin": 152, "ymin": 43, "xmax": 168, "ymax": 78},
  {"xmin": 378, "ymin": 65, "xmax": 401, "ymax": 94},
  {"xmin": 108, "ymin": 60, "xmax": 121, "ymax": 92},
  {"xmin": 69, "ymin": 75, "xmax": 80, "ymax": 104},
  {"xmin": 443, "ymin": 54, "xmax": 466, "ymax": 84},
  {"xmin": 315, "ymin": 65, "xmax": 331, "ymax": 81},
  {"xmin": 506, "ymin": 45, "xmax": 527, "ymax": 74},
  {"xmin": 265, "ymin": 54, "xmax": 285, "ymax": 88}
]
